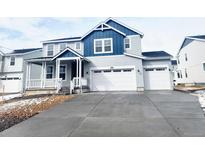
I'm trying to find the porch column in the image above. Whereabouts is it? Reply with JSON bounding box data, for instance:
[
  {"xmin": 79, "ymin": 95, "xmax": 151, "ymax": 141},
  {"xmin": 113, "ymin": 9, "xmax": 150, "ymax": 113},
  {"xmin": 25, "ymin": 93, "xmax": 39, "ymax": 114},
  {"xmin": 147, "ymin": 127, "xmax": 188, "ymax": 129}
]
[
  {"xmin": 43, "ymin": 61, "xmax": 47, "ymax": 88},
  {"xmin": 27, "ymin": 62, "xmax": 31, "ymax": 89},
  {"xmin": 26, "ymin": 62, "xmax": 29, "ymax": 89},
  {"xmin": 56, "ymin": 59, "xmax": 60, "ymax": 88},
  {"xmin": 76, "ymin": 58, "xmax": 79, "ymax": 86},
  {"xmin": 79, "ymin": 58, "xmax": 82, "ymax": 93},
  {"xmin": 41, "ymin": 62, "xmax": 45, "ymax": 88}
]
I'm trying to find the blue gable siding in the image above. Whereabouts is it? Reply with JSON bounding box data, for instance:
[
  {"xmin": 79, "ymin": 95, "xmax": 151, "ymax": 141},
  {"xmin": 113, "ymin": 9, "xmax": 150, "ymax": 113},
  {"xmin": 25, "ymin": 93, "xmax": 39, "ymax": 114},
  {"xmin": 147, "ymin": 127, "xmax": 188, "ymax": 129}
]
[
  {"xmin": 58, "ymin": 50, "xmax": 78, "ymax": 58},
  {"xmin": 83, "ymin": 29, "xmax": 125, "ymax": 57},
  {"xmin": 106, "ymin": 20, "xmax": 138, "ymax": 36}
]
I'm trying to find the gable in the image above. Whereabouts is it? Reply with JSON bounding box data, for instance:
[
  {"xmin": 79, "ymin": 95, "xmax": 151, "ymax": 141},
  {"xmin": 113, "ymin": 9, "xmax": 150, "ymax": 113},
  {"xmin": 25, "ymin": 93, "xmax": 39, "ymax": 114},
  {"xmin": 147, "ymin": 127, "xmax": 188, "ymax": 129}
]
[
  {"xmin": 83, "ymin": 29, "xmax": 125, "ymax": 57},
  {"xmin": 58, "ymin": 50, "xmax": 78, "ymax": 58},
  {"xmin": 179, "ymin": 38, "xmax": 194, "ymax": 51},
  {"xmin": 106, "ymin": 20, "xmax": 140, "ymax": 36}
]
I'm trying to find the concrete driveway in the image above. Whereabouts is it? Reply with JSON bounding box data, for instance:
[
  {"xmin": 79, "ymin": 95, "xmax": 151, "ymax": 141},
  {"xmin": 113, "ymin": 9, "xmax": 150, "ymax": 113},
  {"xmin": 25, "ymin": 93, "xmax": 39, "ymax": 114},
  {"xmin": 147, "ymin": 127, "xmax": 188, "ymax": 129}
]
[{"xmin": 1, "ymin": 91, "xmax": 205, "ymax": 137}]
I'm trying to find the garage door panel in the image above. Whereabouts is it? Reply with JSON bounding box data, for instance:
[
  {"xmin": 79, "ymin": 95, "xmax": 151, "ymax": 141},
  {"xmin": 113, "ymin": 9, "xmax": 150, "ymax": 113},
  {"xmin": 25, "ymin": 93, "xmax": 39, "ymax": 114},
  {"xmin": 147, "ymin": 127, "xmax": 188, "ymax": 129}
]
[
  {"xmin": 91, "ymin": 67, "xmax": 136, "ymax": 91},
  {"xmin": 144, "ymin": 67, "xmax": 171, "ymax": 90}
]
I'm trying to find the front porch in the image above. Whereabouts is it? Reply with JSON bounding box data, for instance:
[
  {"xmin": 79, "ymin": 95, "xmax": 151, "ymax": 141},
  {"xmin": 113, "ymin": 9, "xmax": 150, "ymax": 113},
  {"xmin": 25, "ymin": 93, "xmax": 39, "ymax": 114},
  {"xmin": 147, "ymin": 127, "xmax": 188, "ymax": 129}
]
[{"xmin": 25, "ymin": 54, "xmax": 89, "ymax": 94}]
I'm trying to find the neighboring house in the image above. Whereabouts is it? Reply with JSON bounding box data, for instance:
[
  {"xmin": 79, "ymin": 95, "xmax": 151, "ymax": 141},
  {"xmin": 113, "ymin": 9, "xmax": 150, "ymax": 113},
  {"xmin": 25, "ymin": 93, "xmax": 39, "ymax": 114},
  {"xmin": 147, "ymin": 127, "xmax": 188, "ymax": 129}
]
[
  {"xmin": 142, "ymin": 51, "xmax": 173, "ymax": 90},
  {"xmin": 24, "ymin": 18, "xmax": 173, "ymax": 93},
  {"xmin": 0, "ymin": 48, "xmax": 42, "ymax": 93},
  {"xmin": 176, "ymin": 35, "xmax": 205, "ymax": 85}
]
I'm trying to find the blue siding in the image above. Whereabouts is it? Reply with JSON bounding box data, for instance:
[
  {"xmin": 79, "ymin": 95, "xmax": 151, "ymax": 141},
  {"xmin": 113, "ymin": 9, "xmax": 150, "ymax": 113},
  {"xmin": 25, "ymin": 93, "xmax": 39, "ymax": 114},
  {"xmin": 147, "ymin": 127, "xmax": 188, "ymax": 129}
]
[
  {"xmin": 58, "ymin": 50, "xmax": 78, "ymax": 58},
  {"xmin": 83, "ymin": 29, "xmax": 125, "ymax": 57},
  {"xmin": 106, "ymin": 20, "xmax": 138, "ymax": 36}
]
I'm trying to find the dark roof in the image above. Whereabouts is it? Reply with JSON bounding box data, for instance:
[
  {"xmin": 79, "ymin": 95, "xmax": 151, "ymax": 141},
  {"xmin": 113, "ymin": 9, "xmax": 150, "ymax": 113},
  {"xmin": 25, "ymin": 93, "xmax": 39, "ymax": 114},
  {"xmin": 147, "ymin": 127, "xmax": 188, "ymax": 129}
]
[
  {"xmin": 44, "ymin": 36, "xmax": 81, "ymax": 42},
  {"xmin": 189, "ymin": 35, "xmax": 205, "ymax": 40},
  {"xmin": 171, "ymin": 60, "xmax": 177, "ymax": 65},
  {"xmin": 142, "ymin": 51, "xmax": 172, "ymax": 57},
  {"xmin": 11, "ymin": 48, "xmax": 42, "ymax": 54}
]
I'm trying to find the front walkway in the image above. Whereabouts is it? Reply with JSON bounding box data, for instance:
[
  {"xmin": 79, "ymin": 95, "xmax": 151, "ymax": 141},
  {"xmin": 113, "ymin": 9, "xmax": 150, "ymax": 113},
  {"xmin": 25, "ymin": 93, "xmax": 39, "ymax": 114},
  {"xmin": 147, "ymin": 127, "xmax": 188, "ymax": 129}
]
[{"xmin": 1, "ymin": 91, "xmax": 205, "ymax": 137}]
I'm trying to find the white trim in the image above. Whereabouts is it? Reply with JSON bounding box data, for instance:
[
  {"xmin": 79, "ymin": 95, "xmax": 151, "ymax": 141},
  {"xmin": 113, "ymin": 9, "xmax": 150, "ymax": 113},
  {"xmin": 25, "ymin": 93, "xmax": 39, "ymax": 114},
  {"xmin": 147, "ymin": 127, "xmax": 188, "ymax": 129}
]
[
  {"xmin": 124, "ymin": 37, "xmax": 131, "ymax": 49},
  {"xmin": 46, "ymin": 65, "xmax": 54, "ymax": 79},
  {"xmin": 41, "ymin": 38, "xmax": 81, "ymax": 44},
  {"xmin": 59, "ymin": 64, "xmax": 67, "ymax": 81},
  {"xmin": 81, "ymin": 22, "xmax": 126, "ymax": 40},
  {"xmin": 124, "ymin": 52, "xmax": 145, "ymax": 59},
  {"xmin": 52, "ymin": 47, "xmax": 83, "ymax": 60},
  {"xmin": 94, "ymin": 38, "xmax": 113, "ymax": 54},
  {"xmin": 75, "ymin": 42, "xmax": 81, "ymax": 50},
  {"xmin": 104, "ymin": 17, "xmax": 144, "ymax": 37}
]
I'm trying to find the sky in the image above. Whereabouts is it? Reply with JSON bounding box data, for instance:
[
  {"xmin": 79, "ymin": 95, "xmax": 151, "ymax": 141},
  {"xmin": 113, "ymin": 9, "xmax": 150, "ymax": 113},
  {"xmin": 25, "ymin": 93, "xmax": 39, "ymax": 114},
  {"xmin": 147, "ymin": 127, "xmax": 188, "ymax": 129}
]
[{"xmin": 0, "ymin": 17, "xmax": 205, "ymax": 56}]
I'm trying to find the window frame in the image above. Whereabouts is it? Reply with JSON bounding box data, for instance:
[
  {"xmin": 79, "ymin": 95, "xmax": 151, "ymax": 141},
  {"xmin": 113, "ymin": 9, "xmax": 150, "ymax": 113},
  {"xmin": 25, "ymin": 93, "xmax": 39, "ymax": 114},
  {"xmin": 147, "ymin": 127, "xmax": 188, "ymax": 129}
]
[
  {"xmin": 10, "ymin": 56, "xmax": 15, "ymax": 66},
  {"xmin": 59, "ymin": 64, "xmax": 67, "ymax": 81},
  {"xmin": 75, "ymin": 42, "xmax": 81, "ymax": 50},
  {"xmin": 124, "ymin": 38, "xmax": 131, "ymax": 49},
  {"xmin": 94, "ymin": 38, "xmax": 113, "ymax": 54},
  {"xmin": 47, "ymin": 44, "xmax": 54, "ymax": 56},
  {"xmin": 46, "ymin": 65, "xmax": 54, "ymax": 79},
  {"xmin": 59, "ymin": 43, "xmax": 67, "ymax": 52}
]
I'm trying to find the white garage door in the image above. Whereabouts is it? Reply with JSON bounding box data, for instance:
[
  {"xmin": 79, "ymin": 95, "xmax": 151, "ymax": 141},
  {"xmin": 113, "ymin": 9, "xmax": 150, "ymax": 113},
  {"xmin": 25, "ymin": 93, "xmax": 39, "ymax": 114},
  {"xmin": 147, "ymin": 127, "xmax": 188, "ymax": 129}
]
[
  {"xmin": 143, "ymin": 67, "xmax": 172, "ymax": 90},
  {"xmin": 0, "ymin": 77, "xmax": 22, "ymax": 93},
  {"xmin": 91, "ymin": 67, "xmax": 136, "ymax": 91}
]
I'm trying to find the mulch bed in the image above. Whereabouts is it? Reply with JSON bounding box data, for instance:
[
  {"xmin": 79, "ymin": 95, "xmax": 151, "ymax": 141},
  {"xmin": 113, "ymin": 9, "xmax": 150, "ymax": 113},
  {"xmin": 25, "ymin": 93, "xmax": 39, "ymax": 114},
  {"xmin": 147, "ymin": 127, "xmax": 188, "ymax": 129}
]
[{"xmin": 0, "ymin": 95, "xmax": 74, "ymax": 132}]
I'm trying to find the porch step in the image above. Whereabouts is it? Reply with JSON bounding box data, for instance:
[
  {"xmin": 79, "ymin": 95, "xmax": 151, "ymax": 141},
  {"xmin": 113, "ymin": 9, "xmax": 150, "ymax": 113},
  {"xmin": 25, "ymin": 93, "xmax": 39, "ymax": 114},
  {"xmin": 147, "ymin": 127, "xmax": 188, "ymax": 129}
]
[{"xmin": 25, "ymin": 89, "xmax": 57, "ymax": 96}]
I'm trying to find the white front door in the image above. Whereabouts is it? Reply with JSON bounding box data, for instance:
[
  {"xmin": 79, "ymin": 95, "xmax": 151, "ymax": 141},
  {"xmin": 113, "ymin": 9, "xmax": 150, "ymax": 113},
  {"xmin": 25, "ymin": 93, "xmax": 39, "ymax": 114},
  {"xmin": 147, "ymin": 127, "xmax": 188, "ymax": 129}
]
[
  {"xmin": 91, "ymin": 66, "xmax": 137, "ymax": 91},
  {"xmin": 143, "ymin": 67, "xmax": 172, "ymax": 90}
]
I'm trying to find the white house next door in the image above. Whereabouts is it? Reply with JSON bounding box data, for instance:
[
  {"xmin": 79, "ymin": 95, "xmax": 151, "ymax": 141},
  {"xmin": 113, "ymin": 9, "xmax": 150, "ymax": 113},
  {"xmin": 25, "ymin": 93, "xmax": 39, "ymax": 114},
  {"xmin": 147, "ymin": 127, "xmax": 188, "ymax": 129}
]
[{"xmin": 90, "ymin": 66, "xmax": 137, "ymax": 91}]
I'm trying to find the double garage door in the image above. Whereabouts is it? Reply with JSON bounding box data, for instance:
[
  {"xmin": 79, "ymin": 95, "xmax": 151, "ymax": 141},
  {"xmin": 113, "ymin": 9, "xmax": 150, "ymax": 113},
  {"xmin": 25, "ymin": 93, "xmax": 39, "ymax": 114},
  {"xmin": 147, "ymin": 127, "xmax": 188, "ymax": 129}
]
[
  {"xmin": 91, "ymin": 67, "xmax": 137, "ymax": 91},
  {"xmin": 143, "ymin": 66, "xmax": 172, "ymax": 90},
  {"xmin": 0, "ymin": 76, "xmax": 22, "ymax": 93}
]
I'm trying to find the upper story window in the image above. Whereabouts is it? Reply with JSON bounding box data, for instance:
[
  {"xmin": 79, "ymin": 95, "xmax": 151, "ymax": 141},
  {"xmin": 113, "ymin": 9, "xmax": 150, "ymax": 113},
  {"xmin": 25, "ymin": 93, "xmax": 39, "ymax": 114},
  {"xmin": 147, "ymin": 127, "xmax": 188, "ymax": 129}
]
[
  {"xmin": 94, "ymin": 38, "xmax": 113, "ymax": 54},
  {"xmin": 60, "ymin": 43, "xmax": 67, "ymax": 52},
  {"xmin": 185, "ymin": 53, "xmax": 188, "ymax": 61},
  {"xmin": 124, "ymin": 38, "xmax": 131, "ymax": 49},
  {"xmin": 10, "ymin": 56, "xmax": 15, "ymax": 66},
  {"xmin": 75, "ymin": 42, "xmax": 81, "ymax": 50},
  {"xmin": 47, "ymin": 44, "xmax": 54, "ymax": 56}
]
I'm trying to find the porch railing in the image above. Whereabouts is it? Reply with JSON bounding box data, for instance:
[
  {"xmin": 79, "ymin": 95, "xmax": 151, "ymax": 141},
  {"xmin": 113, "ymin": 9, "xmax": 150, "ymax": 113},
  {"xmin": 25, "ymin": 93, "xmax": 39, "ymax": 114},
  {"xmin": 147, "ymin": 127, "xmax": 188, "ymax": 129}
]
[
  {"xmin": 70, "ymin": 77, "xmax": 88, "ymax": 94},
  {"xmin": 26, "ymin": 78, "xmax": 62, "ymax": 92}
]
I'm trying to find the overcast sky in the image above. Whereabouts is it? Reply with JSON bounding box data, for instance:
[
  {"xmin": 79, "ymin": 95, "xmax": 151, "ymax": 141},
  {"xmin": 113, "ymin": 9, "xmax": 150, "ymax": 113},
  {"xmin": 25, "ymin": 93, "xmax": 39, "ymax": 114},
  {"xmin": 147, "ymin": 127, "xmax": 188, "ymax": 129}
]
[{"xmin": 0, "ymin": 17, "xmax": 205, "ymax": 56}]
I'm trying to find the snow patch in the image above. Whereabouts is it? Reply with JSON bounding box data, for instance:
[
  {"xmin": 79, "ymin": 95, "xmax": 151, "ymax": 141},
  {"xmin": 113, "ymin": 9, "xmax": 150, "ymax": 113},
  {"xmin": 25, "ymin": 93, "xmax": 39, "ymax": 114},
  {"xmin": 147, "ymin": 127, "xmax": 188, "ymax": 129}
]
[
  {"xmin": 0, "ymin": 97, "xmax": 49, "ymax": 112},
  {"xmin": 0, "ymin": 94, "xmax": 22, "ymax": 102}
]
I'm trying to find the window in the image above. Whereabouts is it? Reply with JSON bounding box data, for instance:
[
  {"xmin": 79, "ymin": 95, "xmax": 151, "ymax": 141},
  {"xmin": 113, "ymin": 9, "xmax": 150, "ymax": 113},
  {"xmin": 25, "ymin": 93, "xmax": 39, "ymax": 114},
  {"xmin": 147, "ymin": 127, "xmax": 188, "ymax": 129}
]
[
  {"xmin": 59, "ymin": 65, "xmax": 66, "ymax": 80},
  {"xmin": 156, "ymin": 68, "xmax": 166, "ymax": 71},
  {"xmin": 177, "ymin": 58, "xmax": 180, "ymax": 64},
  {"xmin": 47, "ymin": 44, "xmax": 54, "ymax": 56},
  {"xmin": 60, "ymin": 43, "xmax": 67, "ymax": 52},
  {"xmin": 203, "ymin": 63, "xmax": 205, "ymax": 71},
  {"xmin": 94, "ymin": 70, "xmax": 101, "ymax": 73},
  {"xmin": 124, "ymin": 38, "xmax": 131, "ymax": 49},
  {"xmin": 10, "ymin": 56, "xmax": 15, "ymax": 66},
  {"xmin": 185, "ymin": 53, "xmax": 188, "ymax": 61},
  {"xmin": 185, "ymin": 69, "xmax": 188, "ymax": 78},
  {"xmin": 113, "ymin": 69, "xmax": 121, "ymax": 72},
  {"xmin": 75, "ymin": 42, "xmax": 81, "ymax": 50},
  {"xmin": 94, "ymin": 38, "xmax": 113, "ymax": 54},
  {"xmin": 123, "ymin": 69, "xmax": 132, "ymax": 72},
  {"xmin": 103, "ymin": 70, "xmax": 111, "ymax": 73},
  {"xmin": 46, "ymin": 65, "xmax": 53, "ymax": 79},
  {"xmin": 177, "ymin": 72, "xmax": 180, "ymax": 78},
  {"xmin": 145, "ymin": 68, "xmax": 154, "ymax": 71}
]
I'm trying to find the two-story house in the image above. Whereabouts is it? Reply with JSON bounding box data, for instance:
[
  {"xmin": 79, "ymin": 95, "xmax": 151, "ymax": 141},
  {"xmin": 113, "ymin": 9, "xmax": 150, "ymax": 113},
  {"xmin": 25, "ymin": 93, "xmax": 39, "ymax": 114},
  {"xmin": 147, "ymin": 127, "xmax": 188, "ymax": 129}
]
[
  {"xmin": 176, "ymin": 35, "xmax": 205, "ymax": 85},
  {"xmin": 24, "ymin": 18, "xmax": 173, "ymax": 94},
  {"xmin": 0, "ymin": 48, "xmax": 42, "ymax": 93}
]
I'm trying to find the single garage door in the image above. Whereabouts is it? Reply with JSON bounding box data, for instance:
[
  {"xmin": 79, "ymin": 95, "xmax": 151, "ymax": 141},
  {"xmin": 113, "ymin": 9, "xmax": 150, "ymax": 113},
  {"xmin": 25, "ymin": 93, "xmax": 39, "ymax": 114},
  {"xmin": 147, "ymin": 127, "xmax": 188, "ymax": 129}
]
[
  {"xmin": 91, "ymin": 67, "xmax": 137, "ymax": 91},
  {"xmin": 143, "ymin": 67, "xmax": 172, "ymax": 90},
  {"xmin": 0, "ymin": 77, "xmax": 22, "ymax": 93}
]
